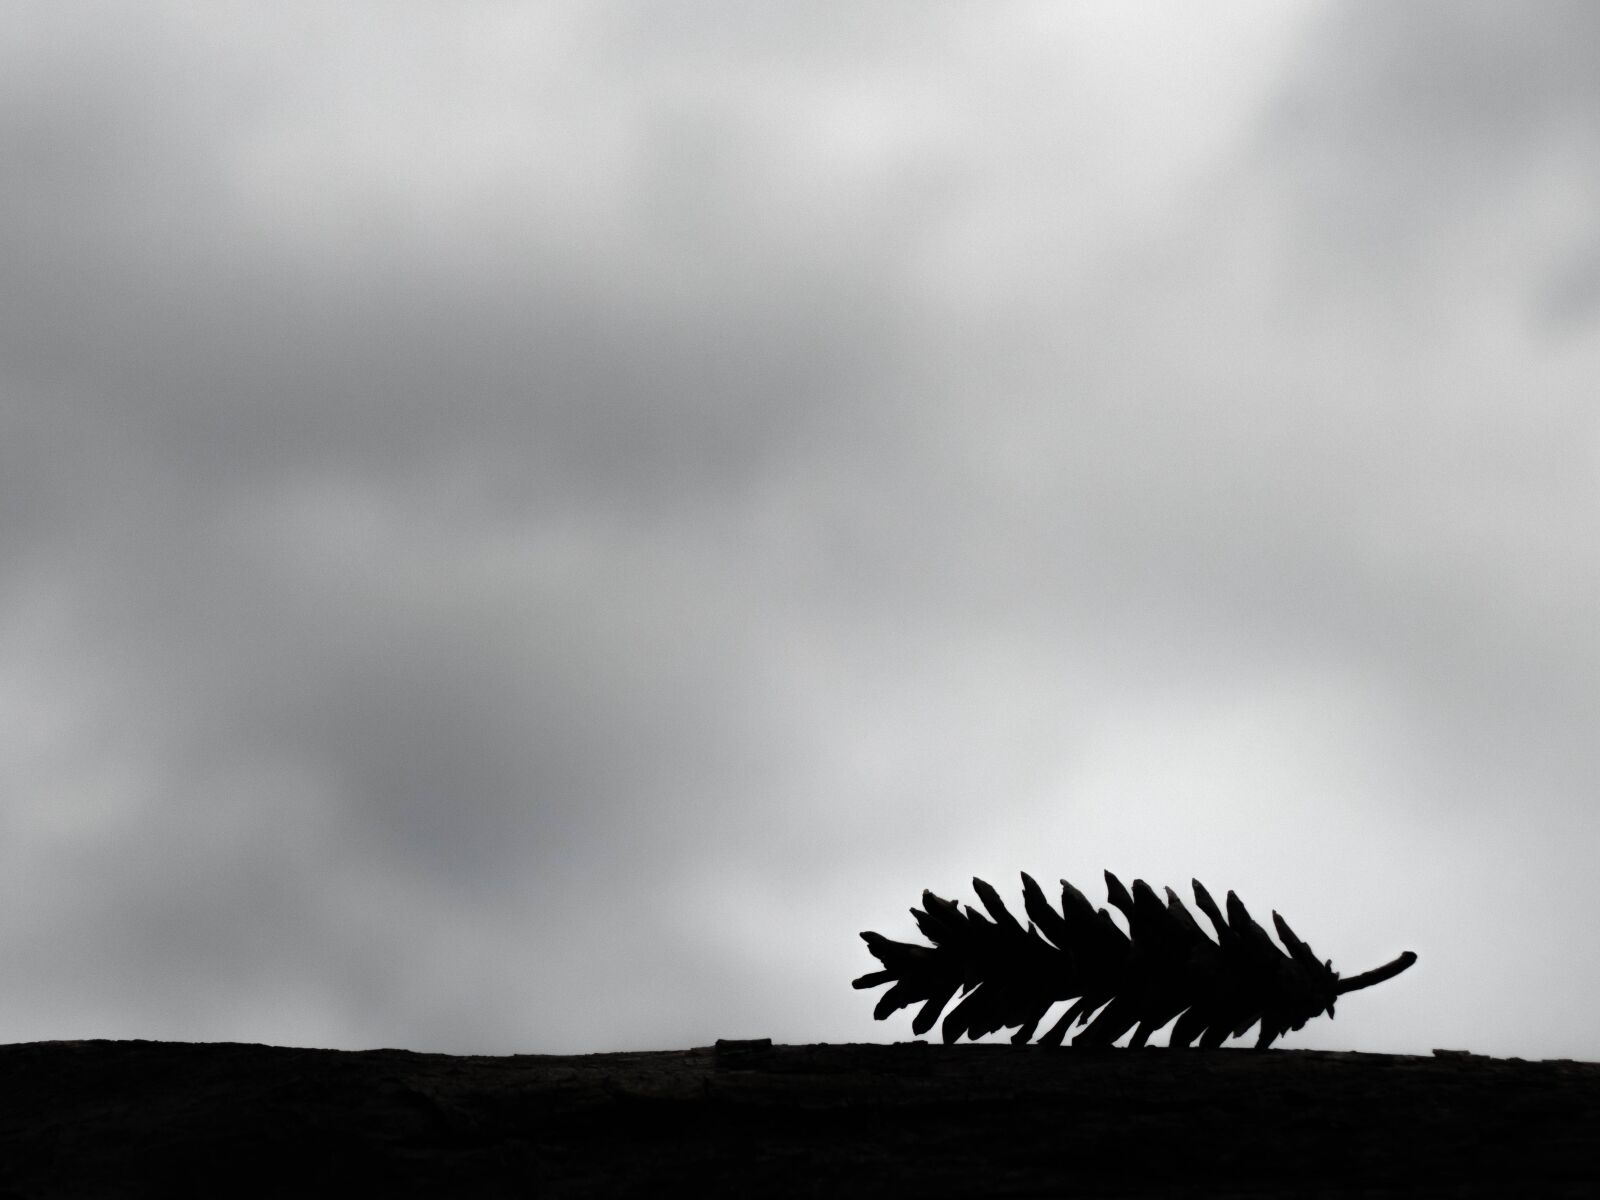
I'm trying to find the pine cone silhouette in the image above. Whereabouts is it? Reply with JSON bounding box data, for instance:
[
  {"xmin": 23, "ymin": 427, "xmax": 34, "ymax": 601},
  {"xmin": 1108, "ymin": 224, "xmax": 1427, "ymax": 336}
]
[{"xmin": 854, "ymin": 871, "xmax": 1416, "ymax": 1049}]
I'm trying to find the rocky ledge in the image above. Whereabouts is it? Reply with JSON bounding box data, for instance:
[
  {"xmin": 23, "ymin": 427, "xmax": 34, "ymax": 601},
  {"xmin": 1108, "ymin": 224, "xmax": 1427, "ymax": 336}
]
[{"xmin": 1, "ymin": 1038, "xmax": 1595, "ymax": 1197}]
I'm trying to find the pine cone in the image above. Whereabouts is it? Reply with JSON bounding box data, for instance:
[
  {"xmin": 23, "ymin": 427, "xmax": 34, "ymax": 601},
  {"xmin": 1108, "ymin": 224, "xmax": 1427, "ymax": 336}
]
[{"xmin": 854, "ymin": 871, "xmax": 1416, "ymax": 1049}]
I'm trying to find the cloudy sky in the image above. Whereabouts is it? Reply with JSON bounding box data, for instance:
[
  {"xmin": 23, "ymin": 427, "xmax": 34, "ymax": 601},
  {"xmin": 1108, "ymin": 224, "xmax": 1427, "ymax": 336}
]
[{"xmin": 4, "ymin": 1, "xmax": 1598, "ymax": 1060}]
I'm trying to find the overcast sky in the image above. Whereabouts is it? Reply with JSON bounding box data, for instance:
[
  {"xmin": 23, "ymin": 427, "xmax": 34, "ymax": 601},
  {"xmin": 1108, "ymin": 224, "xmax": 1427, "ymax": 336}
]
[{"xmin": 4, "ymin": 1, "xmax": 1598, "ymax": 1060}]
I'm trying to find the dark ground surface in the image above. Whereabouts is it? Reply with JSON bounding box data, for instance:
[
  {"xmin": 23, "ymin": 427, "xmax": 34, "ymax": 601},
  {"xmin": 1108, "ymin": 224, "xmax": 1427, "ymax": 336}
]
[{"xmin": 0, "ymin": 1038, "xmax": 1596, "ymax": 1197}]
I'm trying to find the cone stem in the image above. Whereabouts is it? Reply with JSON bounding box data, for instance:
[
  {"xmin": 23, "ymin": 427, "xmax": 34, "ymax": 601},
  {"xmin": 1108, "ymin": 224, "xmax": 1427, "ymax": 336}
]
[{"xmin": 1335, "ymin": 951, "xmax": 1417, "ymax": 995}]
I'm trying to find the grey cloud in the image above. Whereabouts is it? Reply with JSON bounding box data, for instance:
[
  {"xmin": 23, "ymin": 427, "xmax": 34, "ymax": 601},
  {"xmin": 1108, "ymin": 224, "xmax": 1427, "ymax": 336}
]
[
  {"xmin": 3, "ymin": 3, "xmax": 1599, "ymax": 1058},
  {"xmin": 3, "ymin": 4, "xmax": 918, "ymax": 532},
  {"xmin": 1258, "ymin": 0, "xmax": 1600, "ymax": 325}
]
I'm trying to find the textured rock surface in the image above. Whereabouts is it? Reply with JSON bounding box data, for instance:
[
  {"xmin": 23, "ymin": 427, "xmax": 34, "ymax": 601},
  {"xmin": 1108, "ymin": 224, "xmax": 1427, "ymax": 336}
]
[{"xmin": 1, "ymin": 1039, "xmax": 1596, "ymax": 1196}]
